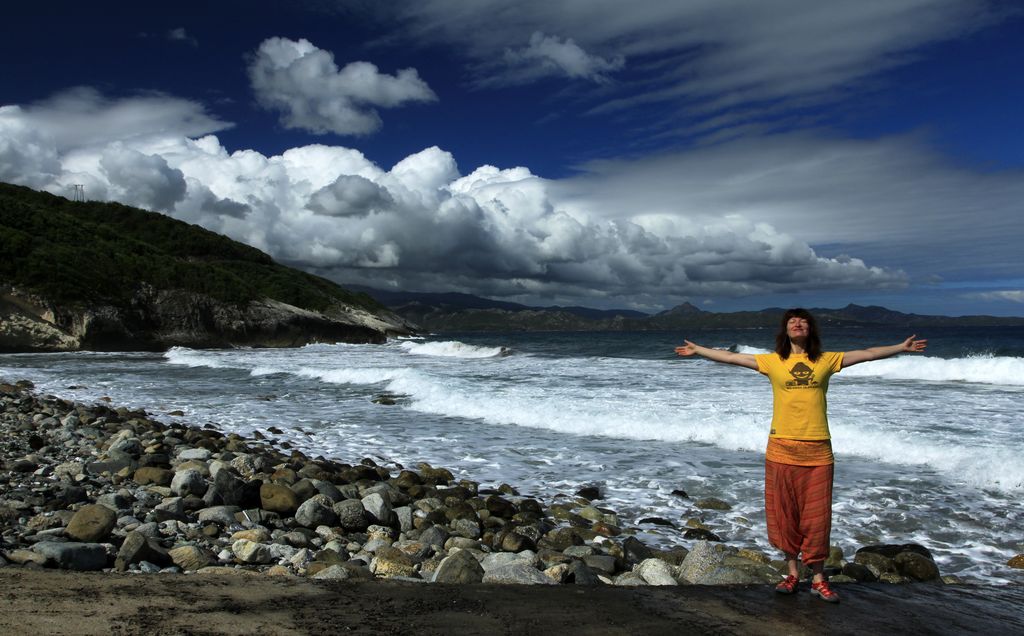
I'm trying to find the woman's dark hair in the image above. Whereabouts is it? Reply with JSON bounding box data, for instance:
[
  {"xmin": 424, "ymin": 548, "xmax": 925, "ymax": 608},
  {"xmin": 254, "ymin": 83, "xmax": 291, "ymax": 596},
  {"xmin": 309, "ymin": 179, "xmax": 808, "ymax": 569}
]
[{"xmin": 775, "ymin": 308, "xmax": 822, "ymax": 361}]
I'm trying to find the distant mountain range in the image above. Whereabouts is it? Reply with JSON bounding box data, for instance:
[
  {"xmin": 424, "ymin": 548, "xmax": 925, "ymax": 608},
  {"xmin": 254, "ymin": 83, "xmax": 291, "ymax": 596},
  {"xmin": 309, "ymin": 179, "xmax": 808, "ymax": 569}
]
[{"xmin": 352, "ymin": 287, "xmax": 1024, "ymax": 332}]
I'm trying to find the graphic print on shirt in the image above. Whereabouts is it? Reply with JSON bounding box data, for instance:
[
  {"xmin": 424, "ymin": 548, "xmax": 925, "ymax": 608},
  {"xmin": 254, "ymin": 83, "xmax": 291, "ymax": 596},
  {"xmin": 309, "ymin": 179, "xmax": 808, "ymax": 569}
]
[{"xmin": 786, "ymin": 362, "xmax": 817, "ymax": 388}]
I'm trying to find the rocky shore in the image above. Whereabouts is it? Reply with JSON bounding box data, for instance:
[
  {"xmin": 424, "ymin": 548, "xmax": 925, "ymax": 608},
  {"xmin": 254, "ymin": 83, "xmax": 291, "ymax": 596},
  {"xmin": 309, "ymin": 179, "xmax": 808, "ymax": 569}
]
[
  {"xmin": 3, "ymin": 378, "xmax": 1024, "ymax": 633},
  {"xmin": 0, "ymin": 379, "xmax": 992, "ymax": 587}
]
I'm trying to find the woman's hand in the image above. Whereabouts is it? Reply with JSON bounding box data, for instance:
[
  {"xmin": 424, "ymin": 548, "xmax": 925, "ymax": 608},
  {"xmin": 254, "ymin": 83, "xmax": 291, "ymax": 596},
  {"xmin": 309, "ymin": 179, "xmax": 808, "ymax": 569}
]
[
  {"xmin": 902, "ymin": 335, "xmax": 928, "ymax": 353},
  {"xmin": 675, "ymin": 340, "xmax": 699, "ymax": 356}
]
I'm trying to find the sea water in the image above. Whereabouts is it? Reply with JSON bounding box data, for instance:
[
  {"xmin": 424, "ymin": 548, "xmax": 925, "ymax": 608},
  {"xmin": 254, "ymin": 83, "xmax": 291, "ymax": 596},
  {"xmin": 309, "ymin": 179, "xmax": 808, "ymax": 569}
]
[{"xmin": 3, "ymin": 326, "xmax": 1022, "ymax": 583}]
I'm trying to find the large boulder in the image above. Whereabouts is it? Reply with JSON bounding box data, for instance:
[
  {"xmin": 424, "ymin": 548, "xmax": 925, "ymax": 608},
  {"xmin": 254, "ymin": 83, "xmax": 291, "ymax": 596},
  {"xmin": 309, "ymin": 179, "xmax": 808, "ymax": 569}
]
[
  {"xmin": 482, "ymin": 562, "xmax": 557, "ymax": 585},
  {"xmin": 636, "ymin": 558, "xmax": 678, "ymax": 586},
  {"xmin": 432, "ymin": 550, "xmax": 485, "ymax": 584},
  {"xmin": 32, "ymin": 542, "xmax": 109, "ymax": 571},
  {"xmin": 260, "ymin": 483, "xmax": 300, "ymax": 515},
  {"xmin": 677, "ymin": 541, "xmax": 727, "ymax": 584},
  {"xmin": 170, "ymin": 469, "xmax": 207, "ymax": 497},
  {"xmin": 115, "ymin": 530, "xmax": 170, "ymax": 571},
  {"xmin": 65, "ymin": 504, "xmax": 117, "ymax": 542},
  {"xmin": 295, "ymin": 494, "xmax": 338, "ymax": 528},
  {"xmin": 894, "ymin": 551, "xmax": 941, "ymax": 582}
]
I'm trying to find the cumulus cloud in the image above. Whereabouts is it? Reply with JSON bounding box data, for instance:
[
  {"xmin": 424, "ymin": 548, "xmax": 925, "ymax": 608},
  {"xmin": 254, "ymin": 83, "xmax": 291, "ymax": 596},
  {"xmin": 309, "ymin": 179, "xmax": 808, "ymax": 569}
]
[
  {"xmin": 99, "ymin": 144, "xmax": 187, "ymax": 211},
  {"xmin": 494, "ymin": 31, "xmax": 624, "ymax": 86},
  {"xmin": 396, "ymin": 0, "xmax": 1003, "ymax": 135},
  {"xmin": 248, "ymin": 37, "xmax": 437, "ymax": 135},
  {"xmin": 307, "ymin": 175, "xmax": 393, "ymax": 217},
  {"xmin": 7, "ymin": 88, "xmax": 1024, "ymax": 308},
  {"xmin": 0, "ymin": 106, "xmax": 63, "ymax": 188}
]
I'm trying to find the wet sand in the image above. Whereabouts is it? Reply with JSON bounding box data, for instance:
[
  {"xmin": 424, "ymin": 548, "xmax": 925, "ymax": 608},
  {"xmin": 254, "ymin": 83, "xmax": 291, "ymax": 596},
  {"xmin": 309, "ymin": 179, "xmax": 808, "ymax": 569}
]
[{"xmin": 1, "ymin": 569, "xmax": 1021, "ymax": 635}]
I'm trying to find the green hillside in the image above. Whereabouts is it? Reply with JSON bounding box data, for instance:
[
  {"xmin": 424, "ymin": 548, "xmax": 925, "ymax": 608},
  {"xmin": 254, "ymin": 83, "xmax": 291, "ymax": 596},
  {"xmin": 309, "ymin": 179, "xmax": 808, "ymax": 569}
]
[{"xmin": 0, "ymin": 183, "xmax": 382, "ymax": 312}]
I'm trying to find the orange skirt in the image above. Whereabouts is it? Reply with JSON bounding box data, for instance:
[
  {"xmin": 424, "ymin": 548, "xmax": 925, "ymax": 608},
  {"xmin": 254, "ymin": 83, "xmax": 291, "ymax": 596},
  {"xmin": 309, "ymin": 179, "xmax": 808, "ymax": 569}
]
[{"xmin": 764, "ymin": 460, "xmax": 833, "ymax": 565}]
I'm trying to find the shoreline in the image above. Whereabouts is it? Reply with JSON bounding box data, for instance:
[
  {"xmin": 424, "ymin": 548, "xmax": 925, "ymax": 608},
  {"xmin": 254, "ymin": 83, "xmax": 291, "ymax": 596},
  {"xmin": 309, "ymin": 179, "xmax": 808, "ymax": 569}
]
[{"xmin": 0, "ymin": 379, "xmax": 996, "ymax": 584}]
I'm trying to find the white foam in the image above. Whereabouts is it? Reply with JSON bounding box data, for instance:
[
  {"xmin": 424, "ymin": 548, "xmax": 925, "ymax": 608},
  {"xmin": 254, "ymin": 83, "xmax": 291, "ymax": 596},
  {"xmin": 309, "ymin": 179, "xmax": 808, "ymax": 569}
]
[
  {"xmin": 735, "ymin": 344, "xmax": 772, "ymax": 354},
  {"xmin": 399, "ymin": 340, "xmax": 508, "ymax": 359},
  {"xmin": 160, "ymin": 342, "xmax": 1023, "ymax": 493},
  {"xmin": 164, "ymin": 347, "xmax": 232, "ymax": 368},
  {"xmin": 843, "ymin": 354, "xmax": 1024, "ymax": 386}
]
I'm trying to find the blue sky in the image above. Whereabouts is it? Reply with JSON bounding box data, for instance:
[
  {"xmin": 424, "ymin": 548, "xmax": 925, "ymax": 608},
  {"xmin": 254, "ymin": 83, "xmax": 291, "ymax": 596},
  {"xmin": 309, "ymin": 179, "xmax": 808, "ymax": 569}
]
[{"xmin": 2, "ymin": 1, "xmax": 1023, "ymax": 316}]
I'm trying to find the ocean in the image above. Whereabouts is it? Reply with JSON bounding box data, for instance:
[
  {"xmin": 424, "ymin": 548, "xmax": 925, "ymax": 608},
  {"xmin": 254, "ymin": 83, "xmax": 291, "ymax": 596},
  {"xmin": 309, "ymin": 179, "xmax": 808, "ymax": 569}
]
[{"xmin": 3, "ymin": 325, "xmax": 1022, "ymax": 583}]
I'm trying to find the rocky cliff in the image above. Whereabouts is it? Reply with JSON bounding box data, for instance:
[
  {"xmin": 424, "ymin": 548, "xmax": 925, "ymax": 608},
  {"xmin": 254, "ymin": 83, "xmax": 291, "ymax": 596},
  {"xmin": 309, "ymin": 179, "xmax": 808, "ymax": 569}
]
[
  {"xmin": 0, "ymin": 285, "xmax": 415, "ymax": 353},
  {"xmin": 0, "ymin": 183, "xmax": 416, "ymax": 352}
]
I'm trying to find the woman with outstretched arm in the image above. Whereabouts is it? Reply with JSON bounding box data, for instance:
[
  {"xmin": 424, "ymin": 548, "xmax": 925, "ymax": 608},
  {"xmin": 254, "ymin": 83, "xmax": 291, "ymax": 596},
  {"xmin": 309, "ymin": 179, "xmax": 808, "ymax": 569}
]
[{"xmin": 674, "ymin": 308, "xmax": 927, "ymax": 603}]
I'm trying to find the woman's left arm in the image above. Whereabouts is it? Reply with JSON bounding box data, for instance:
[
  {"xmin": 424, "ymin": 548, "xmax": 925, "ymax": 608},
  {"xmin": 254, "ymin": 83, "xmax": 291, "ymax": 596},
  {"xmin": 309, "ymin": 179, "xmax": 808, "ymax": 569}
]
[{"xmin": 842, "ymin": 335, "xmax": 928, "ymax": 368}]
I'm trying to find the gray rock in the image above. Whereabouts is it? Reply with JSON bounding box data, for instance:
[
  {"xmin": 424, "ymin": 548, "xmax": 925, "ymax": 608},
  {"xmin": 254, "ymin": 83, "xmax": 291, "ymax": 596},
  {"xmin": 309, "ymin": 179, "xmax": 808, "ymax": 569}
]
[
  {"xmin": 451, "ymin": 517, "xmax": 481, "ymax": 540},
  {"xmin": 482, "ymin": 562, "xmax": 557, "ymax": 585},
  {"xmin": 205, "ymin": 469, "xmax": 258, "ymax": 508},
  {"xmin": 32, "ymin": 541, "xmax": 108, "ymax": 571},
  {"xmin": 177, "ymin": 448, "xmax": 212, "ymax": 461},
  {"xmin": 678, "ymin": 541, "xmax": 728, "ymax": 584},
  {"xmin": 65, "ymin": 504, "xmax": 117, "ymax": 542},
  {"xmin": 170, "ymin": 468, "xmax": 207, "ymax": 497},
  {"xmin": 432, "ymin": 549, "xmax": 485, "ymax": 584},
  {"xmin": 312, "ymin": 479, "xmax": 343, "ymax": 503},
  {"xmin": 419, "ymin": 526, "xmax": 449, "ymax": 549},
  {"xmin": 614, "ymin": 571, "xmax": 649, "ymax": 586},
  {"xmin": 197, "ymin": 505, "xmax": 241, "ymax": 526},
  {"xmin": 312, "ymin": 564, "xmax": 352, "ymax": 580},
  {"xmin": 333, "ymin": 499, "xmax": 369, "ymax": 531},
  {"xmin": 115, "ymin": 530, "xmax": 170, "ymax": 571},
  {"xmin": 582, "ymin": 554, "xmax": 618, "ymax": 575},
  {"xmin": 636, "ymin": 558, "xmax": 678, "ymax": 585},
  {"xmin": 232, "ymin": 539, "xmax": 273, "ymax": 564},
  {"xmin": 566, "ymin": 560, "xmax": 601, "ymax": 585},
  {"xmin": 482, "ymin": 552, "xmax": 532, "ymax": 573},
  {"xmin": 699, "ymin": 566, "xmax": 771, "ymax": 585},
  {"xmin": 96, "ymin": 492, "xmax": 131, "ymax": 511},
  {"xmin": 361, "ymin": 493, "xmax": 392, "ymax": 525},
  {"xmin": 563, "ymin": 545, "xmax": 595, "ymax": 558},
  {"xmin": 394, "ymin": 506, "xmax": 414, "ymax": 533},
  {"xmin": 296, "ymin": 495, "xmax": 338, "ymax": 529}
]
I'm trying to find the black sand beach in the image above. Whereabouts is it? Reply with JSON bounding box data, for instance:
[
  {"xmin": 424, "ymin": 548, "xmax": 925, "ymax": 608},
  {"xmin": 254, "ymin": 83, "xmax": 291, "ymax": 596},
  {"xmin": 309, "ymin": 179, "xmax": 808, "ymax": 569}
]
[{"xmin": 1, "ymin": 569, "xmax": 1022, "ymax": 635}]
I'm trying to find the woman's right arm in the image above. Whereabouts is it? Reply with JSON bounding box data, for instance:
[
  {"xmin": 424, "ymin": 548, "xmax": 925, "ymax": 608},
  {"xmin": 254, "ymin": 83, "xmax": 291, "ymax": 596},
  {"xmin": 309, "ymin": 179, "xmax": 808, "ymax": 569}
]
[{"xmin": 674, "ymin": 340, "xmax": 759, "ymax": 370}]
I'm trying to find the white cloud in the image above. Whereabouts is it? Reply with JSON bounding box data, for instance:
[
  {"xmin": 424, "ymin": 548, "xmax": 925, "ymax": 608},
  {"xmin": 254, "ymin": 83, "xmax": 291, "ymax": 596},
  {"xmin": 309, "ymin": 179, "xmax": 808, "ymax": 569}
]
[
  {"xmin": 247, "ymin": 37, "xmax": 437, "ymax": 136},
  {"xmin": 4, "ymin": 87, "xmax": 231, "ymax": 152},
  {"xmin": 11, "ymin": 87, "xmax": 1024, "ymax": 308},
  {"xmin": 497, "ymin": 31, "xmax": 625, "ymax": 85}
]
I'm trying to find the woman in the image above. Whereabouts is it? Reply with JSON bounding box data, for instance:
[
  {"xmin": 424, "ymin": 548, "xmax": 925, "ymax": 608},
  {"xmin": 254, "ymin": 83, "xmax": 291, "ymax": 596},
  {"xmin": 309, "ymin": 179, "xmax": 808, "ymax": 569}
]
[{"xmin": 674, "ymin": 308, "xmax": 926, "ymax": 603}]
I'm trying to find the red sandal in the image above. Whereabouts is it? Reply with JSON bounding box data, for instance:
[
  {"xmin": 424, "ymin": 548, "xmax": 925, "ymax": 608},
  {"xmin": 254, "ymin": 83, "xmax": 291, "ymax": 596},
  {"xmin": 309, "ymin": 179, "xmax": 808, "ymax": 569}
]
[
  {"xmin": 775, "ymin": 574, "xmax": 798, "ymax": 594},
  {"xmin": 811, "ymin": 579, "xmax": 840, "ymax": 603}
]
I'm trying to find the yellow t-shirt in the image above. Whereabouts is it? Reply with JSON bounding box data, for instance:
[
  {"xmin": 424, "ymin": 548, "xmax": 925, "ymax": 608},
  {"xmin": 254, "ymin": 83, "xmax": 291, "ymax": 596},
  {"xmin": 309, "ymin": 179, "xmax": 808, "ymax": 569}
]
[{"xmin": 754, "ymin": 351, "xmax": 844, "ymax": 440}]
